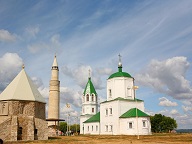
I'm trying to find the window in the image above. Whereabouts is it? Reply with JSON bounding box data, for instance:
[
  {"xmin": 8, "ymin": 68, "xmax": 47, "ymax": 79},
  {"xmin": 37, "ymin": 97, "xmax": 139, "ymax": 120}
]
[
  {"xmin": 128, "ymin": 122, "xmax": 133, "ymax": 129},
  {"xmin": 18, "ymin": 127, "xmax": 22, "ymax": 134},
  {"xmin": 109, "ymin": 108, "xmax": 112, "ymax": 115},
  {"xmin": 34, "ymin": 129, "xmax": 38, "ymax": 135},
  {"xmin": 109, "ymin": 89, "xmax": 112, "ymax": 97},
  {"xmin": 105, "ymin": 109, "xmax": 108, "ymax": 116},
  {"xmin": 83, "ymin": 108, "xmax": 84, "ymax": 113},
  {"xmin": 96, "ymin": 125, "xmax": 98, "ymax": 131},
  {"xmin": 92, "ymin": 94, "xmax": 94, "ymax": 101},
  {"xmin": 105, "ymin": 125, "xmax": 108, "ymax": 132},
  {"xmin": 109, "ymin": 125, "xmax": 113, "ymax": 132},
  {"xmin": 92, "ymin": 108, "xmax": 94, "ymax": 113},
  {"xmin": 143, "ymin": 121, "xmax": 147, "ymax": 128},
  {"xmin": 127, "ymin": 87, "xmax": 131, "ymax": 97},
  {"xmin": 92, "ymin": 125, "xmax": 93, "ymax": 131},
  {"xmin": 86, "ymin": 94, "xmax": 89, "ymax": 101},
  {"xmin": 88, "ymin": 126, "xmax": 89, "ymax": 131}
]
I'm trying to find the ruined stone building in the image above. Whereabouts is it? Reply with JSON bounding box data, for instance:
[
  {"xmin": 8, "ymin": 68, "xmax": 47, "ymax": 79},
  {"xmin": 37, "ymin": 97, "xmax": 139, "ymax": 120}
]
[{"xmin": 0, "ymin": 66, "xmax": 48, "ymax": 141}]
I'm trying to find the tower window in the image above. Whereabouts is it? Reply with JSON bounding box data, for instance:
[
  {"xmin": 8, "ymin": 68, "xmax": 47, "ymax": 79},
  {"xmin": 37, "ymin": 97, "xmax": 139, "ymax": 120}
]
[
  {"xmin": 88, "ymin": 126, "xmax": 89, "ymax": 131},
  {"xmin": 86, "ymin": 94, "xmax": 89, "ymax": 101},
  {"xmin": 18, "ymin": 127, "xmax": 22, "ymax": 134},
  {"xmin": 109, "ymin": 108, "xmax": 112, "ymax": 115},
  {"xmin": 92, "ymin": 108, "xmax": 94, "ymax": 113},
  {"xmin": 109, "ymin": 89, "xmax": 112, "ymax": 97},
  {"xmin": 92, "ymin": 94, "xmax": 94, "ymax": 101},
  {"xmin": 34, "ymin": 129, "xmax": 38, "ymax": 135},
  {"xmin": 96, "ymin": 125, "xmax": 98, "ymax": 131},
  {"xmin": 105, "ymin": 109, "xmax": 108, "ymax": 116},
  {"xmin": 127, "ymin": 87, "xmax": 131, "ymax": 97},
  {"xmin": 92, "ymin": 125, "xmax": 93, "ymax": 131}
]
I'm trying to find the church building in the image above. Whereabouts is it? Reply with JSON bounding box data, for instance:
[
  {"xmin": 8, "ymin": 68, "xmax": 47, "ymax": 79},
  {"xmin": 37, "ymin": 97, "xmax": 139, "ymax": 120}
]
[{"xmin": 80, "ymin": 56, "xmax": 151, "ymax": 135}]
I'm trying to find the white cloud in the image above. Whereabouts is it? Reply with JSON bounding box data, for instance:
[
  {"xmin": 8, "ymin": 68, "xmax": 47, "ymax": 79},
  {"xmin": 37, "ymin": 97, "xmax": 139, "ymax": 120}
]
[
  {"xmin": 0, "ymin": 29, "xmax": 17, "ymax": 42},
  {"xmin": 96, "ymin": 67, "xmax": 113, "ymax": 75},
  {"xmin": 182, "ymin": 105, "xmax": 192, "ymax": 112},
  {"xmin": 62, "ymin": 65, "xmax": 103, "ymax": 90},
  {"xmin": 159, "ymin": 97, "xmax": 178, "ymax": 107},
  {"xmin": 25, "ymin": 26, "xmax": 40, "ymax": 38},
  {"xmin": 0, "ymin": 53, "xmax": 23, "ymax": 91},
  {"xmin": 170, "ymin": 109, "xmax": 179, "ymax": 115},
  {"xmin": 136, "ymin": 57, "xmax": 192, "ymax": 100},
  {"xmin": 50, "ymin": 34, "xmax": 60, "ymax": 46},
  {"xmin": 27, "ymin": 42, "xmax": 50, "ymax": 53}
]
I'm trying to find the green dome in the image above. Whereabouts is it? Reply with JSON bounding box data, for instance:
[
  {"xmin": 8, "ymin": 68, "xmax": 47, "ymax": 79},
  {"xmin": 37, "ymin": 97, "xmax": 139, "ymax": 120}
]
[{"xmin": 108, "ymin": 66, "xmax": 132, "ymax": 79}]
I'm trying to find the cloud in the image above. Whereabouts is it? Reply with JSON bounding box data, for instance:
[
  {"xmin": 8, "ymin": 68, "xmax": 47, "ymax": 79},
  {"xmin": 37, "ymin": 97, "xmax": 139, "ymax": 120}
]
[
  {"xmin": 170, "ymin": 109, "xmax": 179, "ymax": 115},
  {"xmin": 27, "ymin": 33, "xmax": 62, "ymax": 54},
  {"xmin": 0, "ymin": 29, "xmax": 17, "ymax": 42},
  {"xmin": 0, "ymin": 53, "xmax": 23, "ymax": 91},
  {"xmin": 25, "ymin": 26, "xmax": 40, "ymax": 38},
  {"xmin": 136, "ymin": 57, "xmax": 192, "ymax": 100},
  {"xmin": 62, "ymin": 65, "xmax": 103, "ymax": 90},
  {"xmin": 182, "ymin": 105, "xmax": 192, "ymax": 112},
  {"xmin": 159, "ymin": 97, "xmax": 178, "ymax": 107},
  {"xmin": 96, "ymin": 67, "xmax": 113, "ymax": 75}
]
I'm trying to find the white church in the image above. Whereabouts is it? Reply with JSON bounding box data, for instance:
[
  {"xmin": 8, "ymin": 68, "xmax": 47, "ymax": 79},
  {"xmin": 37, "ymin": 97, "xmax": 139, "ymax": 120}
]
[{"xmin": 80, "ymin": 56, "xmax": 151, "ymax": 135}]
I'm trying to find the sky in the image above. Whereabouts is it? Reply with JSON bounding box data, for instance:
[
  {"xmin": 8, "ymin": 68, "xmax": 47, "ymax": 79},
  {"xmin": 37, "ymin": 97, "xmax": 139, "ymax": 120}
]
[{"xmin": 0, "ymin": 0, "xmax": 192, "ymax": 129}]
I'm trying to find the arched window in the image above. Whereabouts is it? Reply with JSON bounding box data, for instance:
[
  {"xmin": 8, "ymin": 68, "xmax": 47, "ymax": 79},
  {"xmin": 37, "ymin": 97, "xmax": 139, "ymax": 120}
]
[
  {"xmin": 92, "ymin": 94, "xmax": 94, "ymax": 101},
  {"xmin": 86, "ymin": 94, "xmax": 89, "ymax": 101}
]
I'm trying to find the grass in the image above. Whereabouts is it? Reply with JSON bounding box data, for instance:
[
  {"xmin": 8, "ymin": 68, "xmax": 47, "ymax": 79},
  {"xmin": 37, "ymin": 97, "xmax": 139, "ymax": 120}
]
[{"xmin": 4, "ymin": 133, "xmax": 192, "ymax": 144}]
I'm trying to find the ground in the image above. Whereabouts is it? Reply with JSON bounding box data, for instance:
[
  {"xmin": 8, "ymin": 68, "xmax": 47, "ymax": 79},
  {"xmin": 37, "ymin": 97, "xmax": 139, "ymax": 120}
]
[{"xmin": 4, "ymin": 133, "xmax": 192, "ymax": 144}]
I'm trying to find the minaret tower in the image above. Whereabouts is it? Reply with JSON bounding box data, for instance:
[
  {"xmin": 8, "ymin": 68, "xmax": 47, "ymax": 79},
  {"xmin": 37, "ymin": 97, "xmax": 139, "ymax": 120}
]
[
  {"xmin": 48, "ymin": 55, "xmax": 60, "ymax": 126},
  {"xmin": 80, "ymin": 70, "xmax": 98, "ymax": 134}
]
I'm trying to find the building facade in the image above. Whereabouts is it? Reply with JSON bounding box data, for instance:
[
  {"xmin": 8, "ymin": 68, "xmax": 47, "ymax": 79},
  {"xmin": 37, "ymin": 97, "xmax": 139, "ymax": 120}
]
[
  {"xmin": 81, "ymin": 56, "xmax": 151, "ymax": 135},
  {"xmin": 0, "ymin": 66, "xmax": 48, "ymax": 141}
]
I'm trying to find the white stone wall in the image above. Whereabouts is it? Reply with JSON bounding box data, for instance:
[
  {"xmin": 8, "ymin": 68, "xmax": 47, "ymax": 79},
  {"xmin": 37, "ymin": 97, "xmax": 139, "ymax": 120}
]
[
  {"xmin": 107, "ymin": 77, "xmax": 134, "ymax": 101},
  {"xmin": 83, "ymin": 122, "xmax": 100, "ymax": 135},
  {"xmin": 119, "ymin": 117, "xmax": 151, "ymax": 135}
]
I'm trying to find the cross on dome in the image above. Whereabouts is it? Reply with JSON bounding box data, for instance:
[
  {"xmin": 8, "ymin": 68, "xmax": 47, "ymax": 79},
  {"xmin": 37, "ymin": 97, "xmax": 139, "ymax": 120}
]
[{"xmin": 118, "ymin": 54, "xmax": 122, "ymax": 67}]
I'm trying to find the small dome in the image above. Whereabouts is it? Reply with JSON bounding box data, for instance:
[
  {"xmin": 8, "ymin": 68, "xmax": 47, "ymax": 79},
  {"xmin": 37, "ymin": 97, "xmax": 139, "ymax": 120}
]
[{"xmin": 108, "ymin": 71, "xmax": 132, "ymax": 79}]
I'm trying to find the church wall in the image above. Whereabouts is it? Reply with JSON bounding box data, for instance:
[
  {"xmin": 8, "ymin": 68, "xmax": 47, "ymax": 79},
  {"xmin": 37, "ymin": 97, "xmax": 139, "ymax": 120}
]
[
  {"xmin": 119, "ymin": 117, "xmax": 151, "ymax": 135},
  {"xmin": 100, "ymin": 101, "xmax": 120, "ymax": 135},
  {"xmin": 119, "ymin": 100, "xmax": 145, "ymax": 115},
  {"xmin": 107, "ymin": 77, "xmax": 134, "ymax": 101},
  {"xmin": 83, "ymin": 122, "xmax": 100, "ymax": 135},
  {"xmin": 80, "ymin": 115, "xmax": 92, "ymax": 134}
]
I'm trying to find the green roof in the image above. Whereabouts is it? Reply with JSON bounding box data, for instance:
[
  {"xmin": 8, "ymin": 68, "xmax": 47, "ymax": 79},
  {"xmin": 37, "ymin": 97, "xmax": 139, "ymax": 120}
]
[
  {"xmin": 108, "ymin": 67, "xmax": 132, "ymax": 79},
  {"xmin": 83, "ymin": 112, "xmax": 100, "ymax": 123},
  {"xmin": 83, "ymin": 77, "xmax": 97, "ymax": 95},
  {"xmin": 101, "ymin": 97, "xmax": 143, "ymax": 104},
  {"xmin": 119, "ymin": 108, "xmax": 149, "ymax": 118}
]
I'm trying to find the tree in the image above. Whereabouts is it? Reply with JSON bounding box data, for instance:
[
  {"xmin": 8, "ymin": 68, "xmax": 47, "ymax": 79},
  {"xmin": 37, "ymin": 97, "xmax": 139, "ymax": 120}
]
[
  {"xmin": 59, "ymin": 122, "xmax": 67, "ymax": 133},
  {"xmin": 150, "ymin": 114, "xmax": 177, "ymax": 133},
  {"xmin": 70, "ymin": 124, "xmax": 80, "ymax": 133}
]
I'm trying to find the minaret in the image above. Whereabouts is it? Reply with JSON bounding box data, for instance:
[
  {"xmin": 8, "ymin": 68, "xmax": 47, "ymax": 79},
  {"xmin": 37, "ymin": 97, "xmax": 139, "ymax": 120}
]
[
  {"xmin": 80, "ymin": 70, "xmax": 98, "ymax": 134},
  {"xmin": 48, "ymin": 55, "xmax": 60, "ymax": 126}
]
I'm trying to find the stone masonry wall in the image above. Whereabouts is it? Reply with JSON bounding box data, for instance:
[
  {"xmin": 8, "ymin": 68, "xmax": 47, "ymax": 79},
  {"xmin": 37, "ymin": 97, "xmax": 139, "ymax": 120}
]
[{"xmin": 0, "ymin": 100, "xmax": 48, "ymax": 141}]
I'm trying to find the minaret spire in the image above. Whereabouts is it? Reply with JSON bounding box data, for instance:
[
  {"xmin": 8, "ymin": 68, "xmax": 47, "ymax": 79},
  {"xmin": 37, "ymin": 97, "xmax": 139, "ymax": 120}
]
[
  {"xmin": 118, "ymin": 54, "xmax": 122, "ymax": 72},
  {"xmin": 48, "ymin": 55, "xmax": 60, "ymax": 126}
]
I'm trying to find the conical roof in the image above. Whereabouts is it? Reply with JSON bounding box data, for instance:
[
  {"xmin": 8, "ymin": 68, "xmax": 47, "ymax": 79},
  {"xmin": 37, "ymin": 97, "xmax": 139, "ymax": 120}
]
[
  {"xmin": 83, "ymin": 77, "xmax": 97, "ymax": 95},
  {"xmin": 0, "ymin": 68, "xmax": 46, "ymax": 103},
  {"xmin": 52, "ymin": 55, "xmax": 58, "ymax": 67}
]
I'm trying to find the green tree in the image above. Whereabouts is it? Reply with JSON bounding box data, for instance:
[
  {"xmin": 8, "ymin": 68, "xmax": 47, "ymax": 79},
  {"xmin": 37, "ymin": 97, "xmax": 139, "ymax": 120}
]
[
  {"xmin": 70, "ymin": 124, "xmax": 80, "ymax": 133},
  {"xmin": 59, "ymin": 122, "xmax": 67, "ymax": 133},
  {"xmin": 150, "ymin": 114, "xmax": 177, "ymax": 133}
]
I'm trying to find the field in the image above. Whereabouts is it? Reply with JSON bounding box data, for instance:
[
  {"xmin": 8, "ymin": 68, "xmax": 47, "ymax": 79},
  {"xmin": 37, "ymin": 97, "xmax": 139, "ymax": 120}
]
[{"xmin": 4, "ymin": 133, "xmax": 192, "ymax": 144}]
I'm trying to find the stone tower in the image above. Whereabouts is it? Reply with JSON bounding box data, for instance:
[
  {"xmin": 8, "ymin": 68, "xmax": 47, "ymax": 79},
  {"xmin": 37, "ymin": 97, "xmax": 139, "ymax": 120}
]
[
  {"xmin": 48, "ymin": 55, "xmax": 60, "ymax": 126},
  {"xmin": 80, "ymin": 71, "xmax": 98, "ymax": 134},
  {"xmin": 0, "ymin": 66, "xmax": 48, "ymax": 141}
]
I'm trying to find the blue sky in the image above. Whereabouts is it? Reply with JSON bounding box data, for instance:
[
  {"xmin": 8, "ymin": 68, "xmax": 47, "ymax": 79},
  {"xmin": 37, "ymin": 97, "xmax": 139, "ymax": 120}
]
[{"xmin": 0, "ymin": 0, "xmax": 192, "ymax": 129}]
